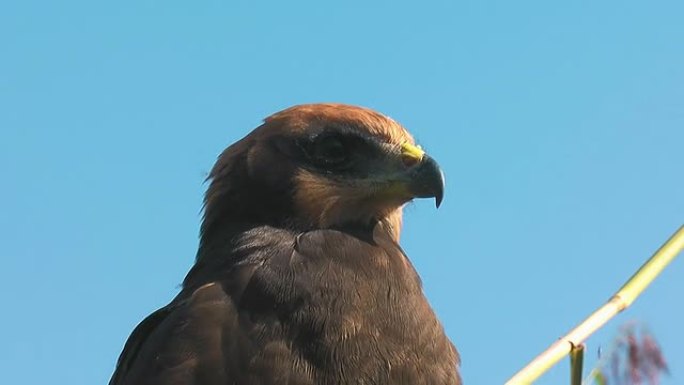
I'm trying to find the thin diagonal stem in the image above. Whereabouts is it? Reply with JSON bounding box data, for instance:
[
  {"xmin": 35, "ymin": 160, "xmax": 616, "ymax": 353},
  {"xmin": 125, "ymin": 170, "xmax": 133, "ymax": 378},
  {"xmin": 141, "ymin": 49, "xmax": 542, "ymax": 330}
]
[{"xmin": 505, "ymin": 225, "xmax": 684, "ymax": 385}]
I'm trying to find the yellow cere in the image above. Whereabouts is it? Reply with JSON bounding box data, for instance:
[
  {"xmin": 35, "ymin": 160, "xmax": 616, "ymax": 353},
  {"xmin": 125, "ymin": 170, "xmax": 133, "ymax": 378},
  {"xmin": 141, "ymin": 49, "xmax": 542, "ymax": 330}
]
[{"xmin": 400, "ymin": 142, "xmax": 425, "ymax": 161}]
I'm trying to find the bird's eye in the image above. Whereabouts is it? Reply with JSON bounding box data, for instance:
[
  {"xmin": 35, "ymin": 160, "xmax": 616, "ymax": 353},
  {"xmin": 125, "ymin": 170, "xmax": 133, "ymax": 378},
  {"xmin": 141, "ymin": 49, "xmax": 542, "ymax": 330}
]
[{"xmin": 311, "ymin": 135, "xmax": 349, "ymax": 166}]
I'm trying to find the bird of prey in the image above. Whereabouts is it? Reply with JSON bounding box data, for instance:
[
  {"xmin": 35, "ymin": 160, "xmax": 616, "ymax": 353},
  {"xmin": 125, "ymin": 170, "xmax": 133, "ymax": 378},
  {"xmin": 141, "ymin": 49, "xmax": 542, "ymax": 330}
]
[{"xmin": 110, "ymin": 104, "xmax": 461, "ymax": 385}]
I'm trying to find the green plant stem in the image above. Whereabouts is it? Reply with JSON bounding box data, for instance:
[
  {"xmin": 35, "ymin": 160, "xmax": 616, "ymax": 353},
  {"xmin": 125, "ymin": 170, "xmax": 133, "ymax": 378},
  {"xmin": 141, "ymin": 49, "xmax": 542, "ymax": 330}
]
[
  {"xmin": 505, "ymin": 225, "xmax": 684, "ymax": 384},
  {"xmin": 570, "ymin": 344, "xmax": 584, "ymax": 385}
]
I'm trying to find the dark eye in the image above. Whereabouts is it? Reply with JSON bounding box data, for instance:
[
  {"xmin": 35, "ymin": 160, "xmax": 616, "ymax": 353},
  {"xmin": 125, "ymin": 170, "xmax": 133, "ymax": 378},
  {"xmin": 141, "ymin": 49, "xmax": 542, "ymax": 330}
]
[{"xmin": 311, "ymin": 134, "xmax": 349, "ymax": 166}]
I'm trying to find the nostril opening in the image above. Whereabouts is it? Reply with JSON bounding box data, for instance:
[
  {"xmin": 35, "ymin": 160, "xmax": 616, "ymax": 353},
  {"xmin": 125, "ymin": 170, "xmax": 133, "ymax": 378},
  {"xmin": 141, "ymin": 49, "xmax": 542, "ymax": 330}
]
[{"xmin": 401, "ymin": 154, "xmax": 421, "ymax": 168}]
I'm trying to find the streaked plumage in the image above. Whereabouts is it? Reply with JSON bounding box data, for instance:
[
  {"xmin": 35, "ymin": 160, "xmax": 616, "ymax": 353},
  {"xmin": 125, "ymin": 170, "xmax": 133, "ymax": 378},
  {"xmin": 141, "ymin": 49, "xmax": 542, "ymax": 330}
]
[{"xmin": 110, "ymin": 104, "xmax": 461, "ymax": 385}]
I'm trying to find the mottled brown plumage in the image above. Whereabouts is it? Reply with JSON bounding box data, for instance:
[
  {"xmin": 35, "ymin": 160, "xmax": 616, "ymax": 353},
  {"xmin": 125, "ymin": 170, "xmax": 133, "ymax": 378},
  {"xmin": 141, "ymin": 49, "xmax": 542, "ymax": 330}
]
[{"xmin": 110, "ymin": 103, "xmax": 461, "ymax": 385}]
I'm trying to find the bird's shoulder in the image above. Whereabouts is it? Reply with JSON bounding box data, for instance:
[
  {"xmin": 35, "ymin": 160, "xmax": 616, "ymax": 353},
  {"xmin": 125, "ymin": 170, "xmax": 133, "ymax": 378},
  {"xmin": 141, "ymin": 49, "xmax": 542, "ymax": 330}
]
[
  {"xmin": 110, "ymin": 224, "xmax": 458, "ymax": 385},
  {"xmin": 109, "ymin": 281, "xmax": 236, "ymax": 385}
]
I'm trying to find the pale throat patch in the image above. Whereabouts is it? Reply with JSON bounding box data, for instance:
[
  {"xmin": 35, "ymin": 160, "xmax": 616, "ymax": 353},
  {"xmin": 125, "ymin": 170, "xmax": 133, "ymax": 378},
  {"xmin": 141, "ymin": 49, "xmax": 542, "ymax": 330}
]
[{"xmin": 292, "ymin": 169, "xmax": 405, "ymax": 237}]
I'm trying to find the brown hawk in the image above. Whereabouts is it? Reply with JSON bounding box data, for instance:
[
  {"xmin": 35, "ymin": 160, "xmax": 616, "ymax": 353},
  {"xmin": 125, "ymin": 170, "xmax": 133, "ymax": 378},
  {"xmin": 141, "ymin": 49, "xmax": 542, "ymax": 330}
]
[{"xmin": 110, "ymin": 104, "xmax": 461, "ymax": 385}]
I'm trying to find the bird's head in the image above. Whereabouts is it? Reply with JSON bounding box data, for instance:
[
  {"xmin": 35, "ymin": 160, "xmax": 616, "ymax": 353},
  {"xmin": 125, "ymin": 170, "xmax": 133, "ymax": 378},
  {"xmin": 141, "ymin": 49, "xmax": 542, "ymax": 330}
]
[{"xmin": 202, "ymin": 104, "xmax": 444, "ymax": 242}]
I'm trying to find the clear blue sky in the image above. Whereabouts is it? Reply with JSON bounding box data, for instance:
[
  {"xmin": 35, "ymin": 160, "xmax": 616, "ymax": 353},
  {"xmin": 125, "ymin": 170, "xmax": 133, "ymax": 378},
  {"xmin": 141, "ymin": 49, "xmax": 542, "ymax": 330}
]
[{"xmin": 1, "ymin": 1, "xmax": 682, "ymax": 384}]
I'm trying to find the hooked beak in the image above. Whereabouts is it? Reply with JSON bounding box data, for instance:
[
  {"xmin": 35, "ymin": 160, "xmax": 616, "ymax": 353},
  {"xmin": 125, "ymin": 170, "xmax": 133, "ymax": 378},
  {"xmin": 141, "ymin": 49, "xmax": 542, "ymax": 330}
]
[
  {"xmin": 398, "ymin": 142, "xmax": 446, "ymax": 208},
  {"xmin": 408, "ymin": 154, "xmax": 445, "ymax": 207}
]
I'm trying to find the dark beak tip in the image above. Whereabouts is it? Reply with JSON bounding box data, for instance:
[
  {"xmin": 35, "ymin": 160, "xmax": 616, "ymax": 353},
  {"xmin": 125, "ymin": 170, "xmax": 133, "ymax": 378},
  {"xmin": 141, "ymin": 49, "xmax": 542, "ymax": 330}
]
[
  {"xmin": 434, "ymin": 169, "xmax": 445, "ymax": 209},
  {"xmin": 407, "ymin": 154, "xmax": 445, "ymax": 208}
]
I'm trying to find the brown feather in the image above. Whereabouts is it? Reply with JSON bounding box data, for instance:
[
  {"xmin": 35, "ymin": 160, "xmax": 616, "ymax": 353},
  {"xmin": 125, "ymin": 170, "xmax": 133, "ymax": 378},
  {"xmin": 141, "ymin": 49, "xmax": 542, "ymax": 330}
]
[
  {"xmin": 265, "ymin": 103, "xmax": 415, "ymax": 146},
  {"xmin": 110, "ymin": 104, "xmax": 460, "ymax": 385}
]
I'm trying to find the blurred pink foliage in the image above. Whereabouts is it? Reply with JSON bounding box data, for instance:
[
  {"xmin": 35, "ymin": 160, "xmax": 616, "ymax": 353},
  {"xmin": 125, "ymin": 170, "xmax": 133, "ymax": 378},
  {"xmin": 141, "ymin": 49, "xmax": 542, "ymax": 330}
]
[{"xmin": 590, "ymin": 321, "xmax": 668, "ymax": 385}]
